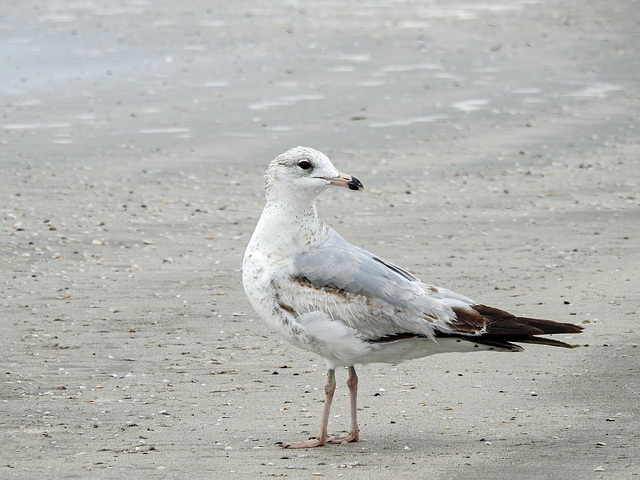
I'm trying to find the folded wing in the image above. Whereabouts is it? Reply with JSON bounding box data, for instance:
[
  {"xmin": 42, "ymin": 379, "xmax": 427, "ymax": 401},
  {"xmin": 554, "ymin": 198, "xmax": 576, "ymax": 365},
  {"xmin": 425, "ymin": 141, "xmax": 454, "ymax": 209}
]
[
  {"xmin": 273, "ymin": 230, "xmax": 582, "ymax": 349},
  {"xmin": 273, "ymin": 231, "xmax": 478, "ymax": 340}
]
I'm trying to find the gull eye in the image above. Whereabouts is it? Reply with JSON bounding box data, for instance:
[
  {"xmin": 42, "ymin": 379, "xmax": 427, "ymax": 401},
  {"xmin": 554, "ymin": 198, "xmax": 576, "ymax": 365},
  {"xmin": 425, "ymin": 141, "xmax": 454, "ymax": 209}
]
[{"xmin": 298, "ymin": 160, "xmax": 312, "ymax": 170}]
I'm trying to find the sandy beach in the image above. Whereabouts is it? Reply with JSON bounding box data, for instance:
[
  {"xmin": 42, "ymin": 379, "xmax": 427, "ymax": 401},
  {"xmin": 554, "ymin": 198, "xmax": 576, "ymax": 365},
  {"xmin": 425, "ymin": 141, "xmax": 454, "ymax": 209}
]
[{"xmin": 2, "ymin": 1, "xmax": 639, "ymax": 478}]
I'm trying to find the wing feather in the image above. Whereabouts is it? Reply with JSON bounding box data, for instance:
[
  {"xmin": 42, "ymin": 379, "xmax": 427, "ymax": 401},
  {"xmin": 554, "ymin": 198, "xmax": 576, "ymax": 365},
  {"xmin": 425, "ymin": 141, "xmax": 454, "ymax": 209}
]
[{"xmin": 273, "ymin": 232, "xmax": 478, "ymax": 339}]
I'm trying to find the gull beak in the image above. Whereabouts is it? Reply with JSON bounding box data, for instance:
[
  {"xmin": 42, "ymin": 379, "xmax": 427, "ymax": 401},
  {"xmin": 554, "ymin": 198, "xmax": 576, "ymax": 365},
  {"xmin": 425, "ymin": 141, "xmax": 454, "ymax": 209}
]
[{"xmin": 324, "ymin": 172, "xmax": 364, "ymax": 191}]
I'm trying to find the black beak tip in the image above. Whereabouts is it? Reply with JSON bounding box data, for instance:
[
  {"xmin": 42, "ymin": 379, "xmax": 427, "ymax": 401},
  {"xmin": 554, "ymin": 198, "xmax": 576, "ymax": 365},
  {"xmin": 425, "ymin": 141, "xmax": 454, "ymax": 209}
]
[{"xmin": 348, "ymin": 176, "xmax": 364, "ymax": 191}]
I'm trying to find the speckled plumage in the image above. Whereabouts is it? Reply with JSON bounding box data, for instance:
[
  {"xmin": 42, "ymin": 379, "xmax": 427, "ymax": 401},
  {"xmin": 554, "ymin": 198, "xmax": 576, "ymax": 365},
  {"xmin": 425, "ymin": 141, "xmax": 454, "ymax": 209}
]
[{"xmin": 242, "ymin": 146, "xmax": 583, "ymax": 448}]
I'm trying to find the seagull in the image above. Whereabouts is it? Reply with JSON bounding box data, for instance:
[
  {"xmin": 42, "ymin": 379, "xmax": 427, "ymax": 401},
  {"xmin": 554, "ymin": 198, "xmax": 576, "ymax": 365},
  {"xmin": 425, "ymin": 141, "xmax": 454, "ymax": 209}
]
[{"xmin": 242, "ymin": 146, "xmax": 583, "ymax": 449}]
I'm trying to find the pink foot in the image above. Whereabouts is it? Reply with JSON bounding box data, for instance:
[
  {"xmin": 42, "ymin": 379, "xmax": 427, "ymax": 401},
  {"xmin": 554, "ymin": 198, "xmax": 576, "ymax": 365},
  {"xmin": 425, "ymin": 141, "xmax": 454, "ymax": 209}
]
[
  {"xmin": 277, "ymin": 437, "xmax": 326, "ymax": 449},
  {"xmin": 326, "ymin": 432, "xmax": 359, "ymax": 444},
  {"xmin": 277, "ymin": 431, "xmax": 359, "ymax": 448}
]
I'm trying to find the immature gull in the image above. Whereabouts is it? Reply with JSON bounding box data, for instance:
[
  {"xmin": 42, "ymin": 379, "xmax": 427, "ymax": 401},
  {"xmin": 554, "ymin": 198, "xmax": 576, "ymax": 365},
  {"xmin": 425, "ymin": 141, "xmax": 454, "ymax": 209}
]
[{"xmin": 242, "ymin": 146, "xmax": 583, "ymax": 448}]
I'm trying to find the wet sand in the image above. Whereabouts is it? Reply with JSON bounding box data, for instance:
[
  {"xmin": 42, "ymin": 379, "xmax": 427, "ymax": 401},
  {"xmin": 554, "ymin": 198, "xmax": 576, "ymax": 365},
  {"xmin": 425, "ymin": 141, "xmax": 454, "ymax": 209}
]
[{"xmin": 2, "ymin": 1, "xmax": 639, "ymax": 478}]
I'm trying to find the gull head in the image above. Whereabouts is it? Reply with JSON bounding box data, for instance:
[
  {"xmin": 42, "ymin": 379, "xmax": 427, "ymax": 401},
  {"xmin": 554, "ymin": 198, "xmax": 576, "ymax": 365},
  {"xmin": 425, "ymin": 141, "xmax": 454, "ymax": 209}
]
[{"xmin": 265, "ymin": 147, "xmax": 363, "ymax": 202}]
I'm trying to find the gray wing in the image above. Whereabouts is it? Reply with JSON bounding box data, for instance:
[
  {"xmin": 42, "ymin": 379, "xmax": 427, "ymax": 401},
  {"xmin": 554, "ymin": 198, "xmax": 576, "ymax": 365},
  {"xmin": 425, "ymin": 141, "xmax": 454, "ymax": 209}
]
[{"xmin": 273, "ymin": 232, "xmax": 477, "ymax": 340}]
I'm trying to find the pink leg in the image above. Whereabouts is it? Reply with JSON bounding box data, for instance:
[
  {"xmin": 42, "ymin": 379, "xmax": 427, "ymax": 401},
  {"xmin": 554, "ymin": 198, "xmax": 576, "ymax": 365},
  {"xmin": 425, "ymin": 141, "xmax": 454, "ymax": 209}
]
[
  {"xmin": 327, "ymin": 366, "xmax": 359, "ymax": 444},
  {"xmin": 278, "ymin": 367, "xmax": 360, "ymax": 448},
  {"xmin": 278, "ymin": 369, "xmax": 337, "ymax": 448}
]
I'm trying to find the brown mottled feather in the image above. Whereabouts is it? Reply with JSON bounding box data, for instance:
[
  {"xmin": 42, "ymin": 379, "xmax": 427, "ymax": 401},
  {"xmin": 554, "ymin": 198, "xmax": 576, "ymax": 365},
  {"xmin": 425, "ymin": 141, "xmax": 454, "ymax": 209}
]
[
  {"xmin": 446, "ymin": 306, "xmax": 487, "ymax": 334},
  {"xmin": 445, "ymin": 304, "xmax": 584, "ymax": 350}
]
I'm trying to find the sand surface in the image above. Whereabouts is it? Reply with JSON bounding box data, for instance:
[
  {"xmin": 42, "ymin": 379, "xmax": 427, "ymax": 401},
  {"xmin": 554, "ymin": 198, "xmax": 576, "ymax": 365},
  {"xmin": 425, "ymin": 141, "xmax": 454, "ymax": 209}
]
[{"xmin": 2, "ymin": 1, "xmax": 639, "ymax": 478}]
